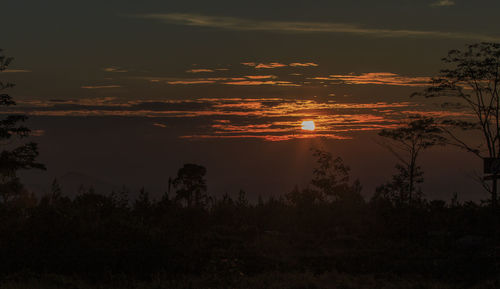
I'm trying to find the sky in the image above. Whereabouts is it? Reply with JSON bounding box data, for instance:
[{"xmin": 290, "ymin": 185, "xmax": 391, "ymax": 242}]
[{"xmin": 1, "ymin": 0, "xmax": 499, "ymax": 201}]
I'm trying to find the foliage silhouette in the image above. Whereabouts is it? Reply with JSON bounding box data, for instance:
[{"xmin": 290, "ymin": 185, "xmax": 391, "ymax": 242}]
[
  {"xmin": 415, "ymin": 42, "xmax": 500, "ymax": 207},
  {"xmin": 0, "ymin": 49, "xmax": 45, "ymax": 204},
  {"xmin": 375, "ymin": 116, "xmax": 445, "ymax": 206},
  {"xmin": 309, "ymin": 149, "xmax": 363, "ymax": 206},
  {"xmin": 0, "ymin": 161, "xmax": 498, "ymax": 287},
  {"xmin": 173, "ymin": 163, "xmax": 208, "ymax": 208}
]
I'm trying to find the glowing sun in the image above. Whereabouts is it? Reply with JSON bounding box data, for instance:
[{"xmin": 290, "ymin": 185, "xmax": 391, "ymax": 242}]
[{"xmin": 301, "ymin": 120, "xmax": 315, "ymax": 131}]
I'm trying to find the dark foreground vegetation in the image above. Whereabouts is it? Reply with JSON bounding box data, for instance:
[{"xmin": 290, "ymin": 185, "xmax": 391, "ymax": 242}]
[{"xmin": 1, "ymin": 159, "xmax": 500, "ymax": 289}]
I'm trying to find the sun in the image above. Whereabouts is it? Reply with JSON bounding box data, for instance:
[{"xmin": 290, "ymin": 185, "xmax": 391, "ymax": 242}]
[{"xmin": 301, "ymin": 120, "xmax": 315, "ymax": 131}]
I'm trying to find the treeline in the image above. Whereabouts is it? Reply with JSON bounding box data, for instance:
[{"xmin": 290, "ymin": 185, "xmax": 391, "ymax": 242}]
[{"xmin": 0, "ymin": 152, "xmax": 499, "ymax": 287}]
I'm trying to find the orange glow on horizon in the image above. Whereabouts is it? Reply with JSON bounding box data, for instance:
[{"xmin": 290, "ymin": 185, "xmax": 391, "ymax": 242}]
[{"xmin": 301, "ymin": 120, "xmax": 315, "ymax": 131}]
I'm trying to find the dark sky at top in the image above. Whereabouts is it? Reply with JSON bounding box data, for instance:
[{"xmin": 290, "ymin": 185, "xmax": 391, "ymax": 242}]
[{"xmin": 1, "ymin": 0, "xmax": 498, "ymax": 201}]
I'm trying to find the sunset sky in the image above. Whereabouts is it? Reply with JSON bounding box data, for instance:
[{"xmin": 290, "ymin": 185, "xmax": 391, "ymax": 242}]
[{"xmin": 2, "ymin": 0, "xmax": 498, "ymax": 201}]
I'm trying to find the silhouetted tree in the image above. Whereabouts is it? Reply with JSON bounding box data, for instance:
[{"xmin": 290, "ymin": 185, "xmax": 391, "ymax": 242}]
[
  {"xmin": 173, "ymin": 163, "xmax": 208, "ymax": 208},
  {"xmin": 0, "ymin": 49, "xmax": 45, "ymax": 204},
  {"xmin": 135, "ymin": 187, "xmax": 151, "ymax": 210},
  {"xmin": 376, "ymin": 116, "xmax": 445, "ymax": 205},
  {"xmin": 50, "ymin": 178, "xmax": 62, "ymax": 200},
  {"xmin": 286, "ymin": 185, "xmax": 324, "ymax": 207},
  {"xmin": 236, "ymin": 189, "xmax": 249, "ymax": 208},
  {"xmin": 374, "ymin": 165, "xmax": 425, "ymax": 208},
  {"xmin": 416, "ymin": 42, "xmax": 500, "ymax": 207},
  {"xmin": 309, "ymin": 149, "xmax": 363, "ymax": 205}
]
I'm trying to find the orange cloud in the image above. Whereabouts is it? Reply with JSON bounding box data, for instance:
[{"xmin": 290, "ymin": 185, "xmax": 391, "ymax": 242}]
[
  {"xmin": 289, "ymin": 62, "xmax": 319, "ymax": 67},
  {"xmin": 6, "ymin": 97, "xmax": 471, "ymax": 142},
  {"xmin": 186, "ymin": 69, "xmax": 215, "ymax": 73},
  {"xmin": 141, "ymin": 70, "xmax": 428, "ymax": 88},
  {"xmin": 223, "ymin": 80, "xmax": 299, "ymax": 86},
  {"xmin": 180, "ymin": 133, "xmax": 349, "ymax": 141},
  {"xmin": 214, "ymin": 119, "xmax": 231, "ymax": 123},
  {"xmin": 398, "ymin": 110, "xmax": 472, "ymax": 118},
  {"xmin": 81, "ymin": 85, "xmax": 121, "ymax": 89},
  {"xmin": 244, "ymin": 75, "xmax": 277, "ymax": 79},
  {"xmin": 328, "ymin": 72, "xmax": 431, "ymax": 87},
  {"xmin": 2, "ymin": 69, "xmax": 31, "ymax": 73},
  {"xmin": 255, "ymin": 62, "xmax": 287, "ymax": 69},
  {"xmin": 167, "ymin": 80, "xmax": 216, "ymax": 85},
  {"xmin": 103, "ymin": 66, "xmax": 128, "ymax": 73},
  {"xmin": 309, "ymin": 77, "xmax": 331, "ymax": 80},
  {"xmin": 153, "ymin": 123, "xmax": 167, "ymax": 128}
]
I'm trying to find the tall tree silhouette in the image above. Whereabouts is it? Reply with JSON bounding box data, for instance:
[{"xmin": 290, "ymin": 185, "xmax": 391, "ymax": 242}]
[
  {"xmin": 0, "ymin": 49, "xmax": 45, "ymax": 203},
  {"xmin": 309, "ymin": 149, "xmax": 363, "ymax": 205},
  {"xmin": 416, "ymin": 42, "xmax": 500, "ymax": 207},
  {"xmin": 376, "ymin": 116, "xmax": 445, "ymax": 205},
  {"xmin": 173, "ymin": 163, "xmax": 208, "ymax": 208}
]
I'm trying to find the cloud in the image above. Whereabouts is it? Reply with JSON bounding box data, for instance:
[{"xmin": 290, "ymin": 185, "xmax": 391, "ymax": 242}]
[
  {"xmin": 81, "ymin": 85, "xmax": 121, "ymax": 89},
  {"xmin": 430, "ymin": 0, "xmax": 455, "ymax": 7},
  {"xmin": 309, "ymin": 77, "xmax": 331, "ymax": 81},
  {"xmin": 141, "ymin": 70, "xmax": 430, "ymax": 88},
  {"xmin": 180, "ymin": 133, "xmax": 349, "ymax": 141},
  {"xmin": 186, "ymin": 68, "xmax": 215, "ymax": 73},
  {"xmin": 311, "ymin": 72, "xmax": 431, "ymax": 87},
  {"xmin": 4, "ymin": 97, "xmax": 471, "ymax": 141},
  {"xmin": 136, "ymin": 13, "xmax": 500, "ymax": 42},
  {"xmin": 2, "ymin": 69, "xmax": 31, "ymax": 73},
  {"xmin": 244, "ymin": 75, "xmax": 277, "ymax": 79},
  {"xmin": 255, "ymin": 62, "xmax": 287, "ymax": 69},
  {"xmin": 152, "ymin": 123, "xmax": 167, "ymax": 128},
  {"xmin": 152, "ymin": 75, "xmax": 296, "ymax": 86},
  {"xmin": 289, "ymin": 62, "xmax": 319, "ymax": 67},
  {"xmin": 223, "ymin": 80, "xmax": 299, "ymax": 86},
  {"xmin": 241, "ymin": 62, "xmax": 287, "ymax": 69},
  {"xmin": 167, "ymin": 80, "xmax": 216, "ymax": 85},
  {"xmin": 103, "ymin": 66, "xmax": 128, "ymax": 73}
]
